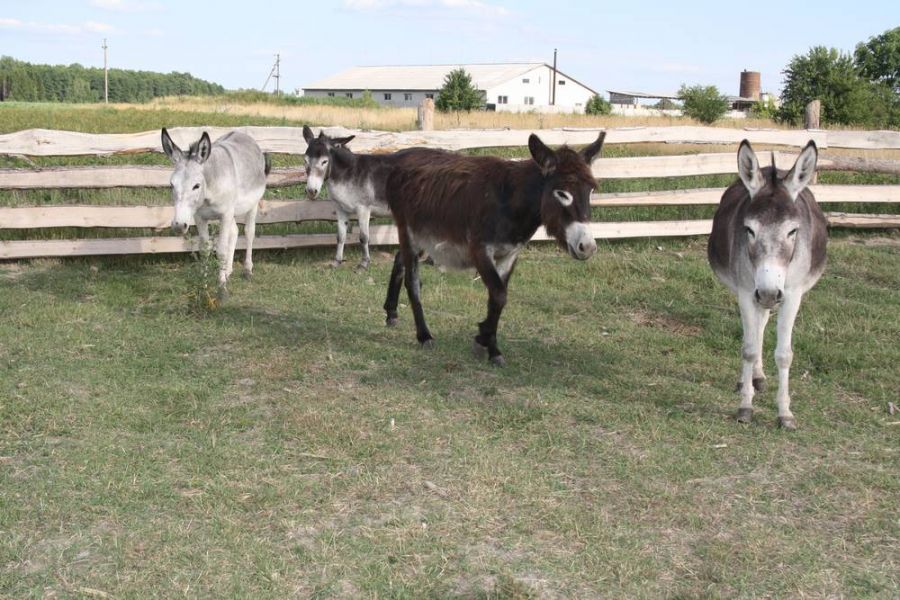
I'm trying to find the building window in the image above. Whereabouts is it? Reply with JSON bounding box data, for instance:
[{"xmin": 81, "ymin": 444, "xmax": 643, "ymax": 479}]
[
  {"xmin": 404, "ymin": 93, "xmax": 413, "ymax": 101},
  {"xmin": 497, "ymin": 95, "xmax": 508, "ymax": 104},
  {"xmin": 345, "ymin": 92, "xmax": 353, "ymax": 98},
  {"xmin": 425, "ymin": 93, "xmax": 434, "ymax": 99},
  {"xmin": 558, "ymin": 80, "xmax": 566, "ymax": 85},
  {"xmin": 522, "ymin": 78, "xmax": 530, "ymax": 84},
  {"xmin": 524, "ymin": 96, "xmax": 534, "ymax": 105},
  {"xmin": 384, "ymin": 93, "xmax": 392, "ymax": 100},
  {"xmin": 327, "ymin": 92, "xmax": 335, "ymax": 97}
]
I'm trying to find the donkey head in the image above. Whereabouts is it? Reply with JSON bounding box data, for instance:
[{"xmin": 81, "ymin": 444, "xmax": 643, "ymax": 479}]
[
  {"xmin": 529, "ymin": 131, "xmax": 605, "ymax": 260},
  {"xmin": 161, "ymin": 128, "xmax": 213, "ymax": 235},
  {"xmin": 302, "ymin": 125, "xmax": 355, "ymax": 200},
  {"xmin": 737, "ymin": 139, "xmax": 818, "ymax": 308}
]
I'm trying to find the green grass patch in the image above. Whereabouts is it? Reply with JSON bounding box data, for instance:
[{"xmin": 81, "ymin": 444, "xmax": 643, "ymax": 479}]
[{"xmin": 0, "ymin": 235, "xmax": 898, "ymax": 598}]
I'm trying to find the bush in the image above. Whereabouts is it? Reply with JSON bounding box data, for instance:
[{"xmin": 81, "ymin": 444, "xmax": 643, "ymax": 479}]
[
  {"xmin": 585, "ymin": 94, "xmax": 611, "ymax": 115},
  {"xmin": 678, "ymin": 84, "xmax": 729, "ymax": 124},
  {"xmin": 750, "ymin": 97, "xmax": 779, "ymax": 120},
  {"xmin": 435, "ymin": 68, "xmax": 484, "ymax": 112}
]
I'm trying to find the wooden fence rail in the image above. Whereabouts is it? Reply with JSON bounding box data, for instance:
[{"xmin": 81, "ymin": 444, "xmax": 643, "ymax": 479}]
[
  {"xmin": 2, "ymin": 126, "xmax": 900, "ymax": 157},
  {"xmin": 3, "ymin": 153, "xmax": 900, "ymax": 190}
]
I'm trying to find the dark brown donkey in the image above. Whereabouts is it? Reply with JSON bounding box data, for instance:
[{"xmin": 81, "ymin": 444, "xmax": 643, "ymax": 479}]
[
  {"xmin": 708, "ymin": 140, "xmax": 827, "ymax": 429},
  {"xmin": 383, "ymin": 132, "xmax": 606, "ymax": 366}
]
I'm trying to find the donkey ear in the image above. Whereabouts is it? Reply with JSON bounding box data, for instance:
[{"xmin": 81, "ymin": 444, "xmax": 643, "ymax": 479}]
[
  {"xmin": 528, "ymin": 133, "xmax": 557, "ymax": 176},
  {"xmin": 737, "ymin": 139, "xmax": 764, "ymax": 198},
  {"xmin": 302, "ymin": 125, "xmax": 315, "ymax": 144},
  {"xmin": 783, "ymin": 140, "xmax": 817, "ymax": 201},
  {"xmin": 195, "ymin": 132, "xmax": 212, "ymax": 164},
  {"xmin": 331, "ymin": 135, "xmax": 355, "ymax": 148},
  {"xmin": 580, "ymin": 131, "xmax": 606, "ymax": 163},
  {"xmin": 161, "ymin": 127, "xmax": 183, "ymax": 163}
]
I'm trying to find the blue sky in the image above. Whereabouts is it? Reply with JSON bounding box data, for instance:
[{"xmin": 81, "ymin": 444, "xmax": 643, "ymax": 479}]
[{"xmin": 1, "ymin": 0, "xmax": 897, "ymax": 96}]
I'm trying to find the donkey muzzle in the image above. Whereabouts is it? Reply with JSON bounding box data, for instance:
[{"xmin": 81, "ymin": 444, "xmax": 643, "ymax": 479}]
[
  {"xmin": 171, "ymin": 221, "xmax": 189, "ymax": 236},
  {"xmin": 565, "ymin": 222, "xmax": 597, "ymax": 260},
  {"xmin": 754, "ymin": 288, "xmax": 784, "ymax": 309}
]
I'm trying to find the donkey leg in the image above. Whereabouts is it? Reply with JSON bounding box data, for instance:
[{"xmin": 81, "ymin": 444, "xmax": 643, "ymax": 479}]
[
  {"xmin": 216, "ymin": 215, "xmax": 238, "ymax": 299},
  {"xmin": 472, "ymin": 250, "xmax": 509, "ymax": 366},
  {"xmin": 333, "ymin": 208, "xmax": 349, "ymax": 268},
  {"xmin": 355, "ymin": 206, "xmax": 372, "ymax": 271},
  {"xmin": 401, "ymin": 243, "xmax": 433, "ymax": 347},
  {"xmin": 752, "ymin": 308, "xmax": 771, "ymax": 391},
  {"xmin": 242, "ymin": 203, "xmax": 259, "ymax": 280},
  {"xmin": 774, "ymin": 292, "xmax": 803, "ymax": 430},
  {"xmin": 383, "ymin": 251, "xmax": 405, "ymax": 327},
  {"xmin": 736, "ymin": 291, "xmax": 765, "ymax": 423}
]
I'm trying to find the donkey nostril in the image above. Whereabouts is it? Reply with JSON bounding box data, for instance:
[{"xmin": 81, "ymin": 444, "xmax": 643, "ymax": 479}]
[
  {"xmin": 754, "ymin": 289, "xmax": 761, "ymax": 302},
  {"xmin": 578, "ymin": 243, "xmax": 585, "ymax": 252},
  {"xmin": 776, "ymin": 290, "xmax": 784, "ymax": 302}
]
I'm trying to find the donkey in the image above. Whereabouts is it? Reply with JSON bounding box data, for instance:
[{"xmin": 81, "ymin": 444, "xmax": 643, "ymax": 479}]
[
  {"xmin": 162, "ymin": 128, "xmax": 270, "ymax": 298},
  {"xmin": 708, "ymin": 140, "xmax": 827, "ymax": 429},
  {"xmin": 302, "ymin": 125, "xmax": 393, "ymax": 270},
  {"xmin": 383, "ymin": 132, "xmax": 605, "ymax": 366}
]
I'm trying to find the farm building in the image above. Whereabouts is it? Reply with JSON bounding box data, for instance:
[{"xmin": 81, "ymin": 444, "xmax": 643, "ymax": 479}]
[{"xmin": 302, "ymin": 63, "xmax": 598, "ymax": 113}]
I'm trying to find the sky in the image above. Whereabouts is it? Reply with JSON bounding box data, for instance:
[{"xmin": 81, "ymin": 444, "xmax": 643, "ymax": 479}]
[{"xmin": 1, "ymin": 0, "xmax": 897, "ymax": 97}]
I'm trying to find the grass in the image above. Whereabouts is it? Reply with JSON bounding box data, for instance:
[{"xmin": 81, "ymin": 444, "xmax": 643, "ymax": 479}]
[
  {"xmin": 0, "ymin": 235, "xmax": 898, "ymax": 598},
  {"xmin": 0, "ymin": 101, "xmax": 899, "ymax": 597}
]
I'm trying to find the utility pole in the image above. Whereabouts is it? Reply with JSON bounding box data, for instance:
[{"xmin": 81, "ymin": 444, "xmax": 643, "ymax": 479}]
[
  {"xmin": 102, "ymin": 38, "xmax": 109, "ymax": 103},
  {"xmin": 261, "ymin": 54, "xmax": 281, "ymax": 96},
  {"xmin": 551, "ymin": 48, "xmax": 557, "ymax": 106}
]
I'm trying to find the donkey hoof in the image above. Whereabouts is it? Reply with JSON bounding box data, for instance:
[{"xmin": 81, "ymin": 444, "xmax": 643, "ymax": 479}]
[
  {"xmin": 354, "ymin": 261, "xmax": 370, "ymax": 272},
  {"xmin": 471, "ymin": 339, "xmax": 489, "ymax": 360},
  {"xmin": 489, "ymin": 354, "xmax": 506, "ymax": 368},
  {"xmin": 241, "ymin": 270, "xmax": 253, "ymax": 281},
  {"xmin": 736, "ymin": 407, "xmax": 753, "ymax": 424},
  {"xmin": 420, "ymin": 338, "xmax": 435, "ymax": 350},
  {"xmin": 386, "ymin": 316, "xmax": 399, "ymax": 328},
  {"xmin": 331, "ymin": 259, "xmax": 343, "ymax": 269},
  {"xmin": 777, "ymin": 416, "xmax": 797, "ymax": 430},
  {"xmin": 217, "ymin": 287, "xmax": 229, "ymax": 302},
  {"xmin": 752, "ymin": 377, "xmax": 767, "ymax": 392}
]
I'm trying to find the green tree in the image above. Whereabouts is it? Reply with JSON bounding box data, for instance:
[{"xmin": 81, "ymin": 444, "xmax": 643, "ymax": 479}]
[
  {"xmin": 678, "ymin": 84, "xmax": 729, "ymax": 124},
  {"xmin": 750, "ymin": 96, "xmax": 778, "ymax": 120},
  {"xmin": 778, "ymin": 46, "xmax": 892, "ymax": 126},
  {"xmin": 585, "ymin": 94, "xmax": 611, "ymax": 115},
  {"xmin": 854, "ymin": 26, "xmax": 900, "ymax": 93},
  {"xmin": 435, "ymin": 68, "xmax": 484, "ymax": 112}
]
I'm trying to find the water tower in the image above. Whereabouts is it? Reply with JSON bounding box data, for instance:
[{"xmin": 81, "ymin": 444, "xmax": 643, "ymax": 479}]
[{"xmin": 740, "ymin": 70, "xmax": 761, "ymax": 100}]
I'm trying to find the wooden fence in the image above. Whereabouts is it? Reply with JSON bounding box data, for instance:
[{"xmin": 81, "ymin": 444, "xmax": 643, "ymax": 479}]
[{"xmin": 1, "ymin": 125, "xmax": 899, "ymax": 260}]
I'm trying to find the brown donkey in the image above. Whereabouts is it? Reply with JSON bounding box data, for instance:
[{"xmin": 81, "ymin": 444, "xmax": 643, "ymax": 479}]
[
  {"xmin": 708, "ymin": 140, "xmax": 827, "ymax": 429},
  {"xmin": 383, "ymin": 132, "xmax": 606, "ymax": 366}
]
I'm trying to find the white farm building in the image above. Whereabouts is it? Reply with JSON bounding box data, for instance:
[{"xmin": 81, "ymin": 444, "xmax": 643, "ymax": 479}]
[{"xmin": 302, "ymin": 63, "xmax": 598, "ymax": 113}]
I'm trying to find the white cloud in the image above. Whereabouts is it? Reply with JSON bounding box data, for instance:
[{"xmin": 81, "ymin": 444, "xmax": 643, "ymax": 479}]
[
  {"xmin": 343, "ymin": 0, "xmax": 509, "ymax": 17},
  {"xmin": 89, "ymin": 0, "xmax": 163, "ymax": 12},
  {"xmin": 0, "ymin": 18, "xmax": 118, "ymax": 35}
]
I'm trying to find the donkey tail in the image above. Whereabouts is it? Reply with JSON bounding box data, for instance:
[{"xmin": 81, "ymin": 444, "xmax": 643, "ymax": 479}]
[{"xmin": 264, "ymin": 153, "xmax": 272, "ymax": 176}]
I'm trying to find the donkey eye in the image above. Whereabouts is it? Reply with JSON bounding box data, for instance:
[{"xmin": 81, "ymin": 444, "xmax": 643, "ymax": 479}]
[
  {"xmin": 788, "ymin": 228, "xmax": 798, "ymax": 237},
  {"xmin": 321, "ymin": 159, "xmax": 329, "ymax": 167},
  {"xmin": 553, "ymin": 189, "xmax": 574, "ymax": 206},
  {"xmin": 192, "ymin": 183, "xmax": 200, "ymax": 190},
  {"xmin": 745, "ymin": 226, "xmax": 755, "ymax": 238}
]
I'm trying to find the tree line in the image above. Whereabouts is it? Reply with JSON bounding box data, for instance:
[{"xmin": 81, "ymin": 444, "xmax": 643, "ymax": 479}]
[{"xmin": 0, "ymin": 56, "xmax": 225, "ymax": 103}]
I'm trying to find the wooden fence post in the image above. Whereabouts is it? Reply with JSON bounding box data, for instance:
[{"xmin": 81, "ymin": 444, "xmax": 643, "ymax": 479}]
[
  {"xmin": 805, "ymin": 100, "xmax": 821, "ymax": 183},
  {"xmin": 805, "ymin": 100, "xmax": 821, "ymax": 130},
  {"xmin": 418, "ymin": 98, "xmax": 435, "ymax": 131}
]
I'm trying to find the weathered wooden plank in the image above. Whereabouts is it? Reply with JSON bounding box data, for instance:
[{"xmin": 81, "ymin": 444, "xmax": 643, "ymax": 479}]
[
  {"xmin": 0, "ymin": 166, "xmax": 304, "ymax": 189},
  {"xmin": 0, "ymin": 221, "xmax": 711, "ymax": 259},
  {"xmin": 0, "ymin": 200, "xmax": 338, "ymax": 229},
  {"xmin": 824, "ymin": 212, "xmax": 900, "ymax": 228},
  {"xmin": 4, "ymin": 152, "xmax": 898, "ymax": 190},
  {"xmin": 3, "ymin": 185, "xmax": 898, "ymax": 229},
  {"xmin": 4, "ymin": 125, "xmax": 897, "ymax": 157}
]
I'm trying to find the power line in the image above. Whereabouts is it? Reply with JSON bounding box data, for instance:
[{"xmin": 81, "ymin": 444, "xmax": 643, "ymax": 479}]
[
  {"xmin": 102, "ymin": 38, "xmax": 109, "ymax": 103},
  {"xmin": 261, "ymin": 54, "xmax": 281, "ymax": 95}
]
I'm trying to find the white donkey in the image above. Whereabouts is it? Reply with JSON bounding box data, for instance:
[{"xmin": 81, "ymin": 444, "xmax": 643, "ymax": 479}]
[
  {"xmin": 708, "ymin": 140, "xmax": 827, "ymax": 429},
  {"xmin": 162, "ymin": 128, "xmax": 270, "ymax": 298}
]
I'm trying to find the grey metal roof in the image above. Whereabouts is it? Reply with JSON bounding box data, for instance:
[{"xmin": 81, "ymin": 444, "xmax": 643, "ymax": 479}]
[{"xmin": 607, "ymin": 90, "xmax": 681, "ymax": 100}]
